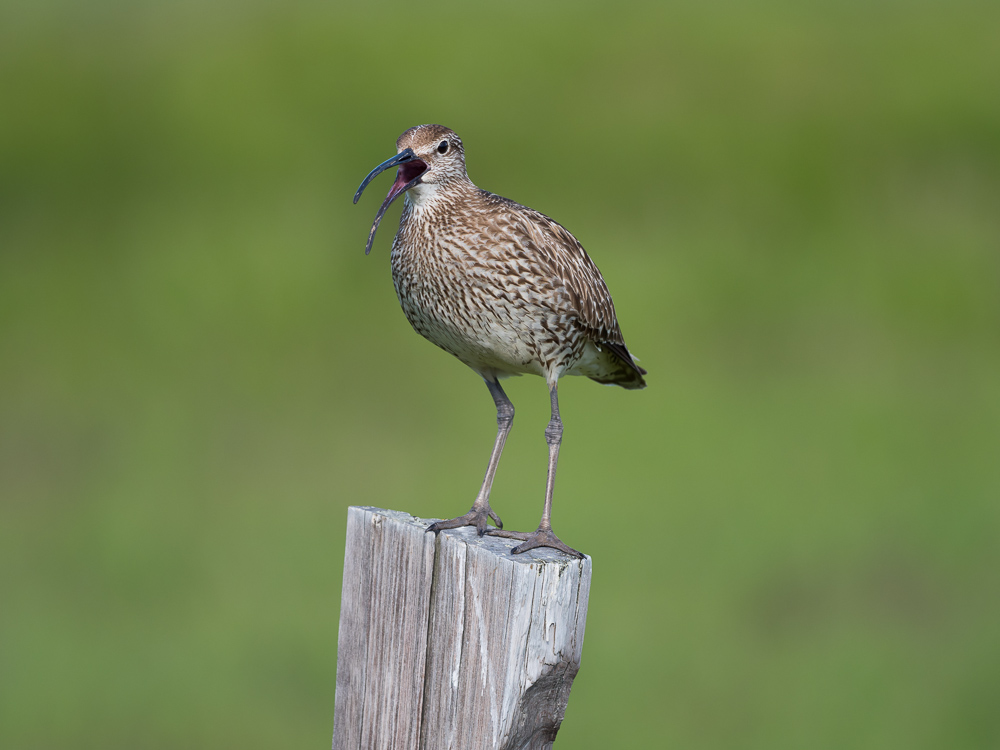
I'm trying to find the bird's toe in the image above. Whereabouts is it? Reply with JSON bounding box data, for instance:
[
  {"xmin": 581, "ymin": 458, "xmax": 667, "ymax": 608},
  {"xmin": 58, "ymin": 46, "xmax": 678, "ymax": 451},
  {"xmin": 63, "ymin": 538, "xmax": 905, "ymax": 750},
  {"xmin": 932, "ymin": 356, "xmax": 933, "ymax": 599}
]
[
  {"xmin": 427, "ymin": 503, "xmax": 500, "ymax": 536},
  {"xmin": 490, "ymin": 528, "xmax": 584, "ymax": 559},
  {"xmin": 488, "ymin": 508, "xmax": 503, "ymax": 530}
]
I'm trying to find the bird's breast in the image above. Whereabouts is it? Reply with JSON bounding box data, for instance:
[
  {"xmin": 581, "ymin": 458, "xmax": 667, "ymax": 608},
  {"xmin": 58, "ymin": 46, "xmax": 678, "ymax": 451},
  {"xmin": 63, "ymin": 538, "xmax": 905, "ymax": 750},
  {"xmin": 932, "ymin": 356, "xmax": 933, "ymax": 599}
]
[{"xmin": 389, "ymin": 213, "xmax": 583, "ymax": 377}]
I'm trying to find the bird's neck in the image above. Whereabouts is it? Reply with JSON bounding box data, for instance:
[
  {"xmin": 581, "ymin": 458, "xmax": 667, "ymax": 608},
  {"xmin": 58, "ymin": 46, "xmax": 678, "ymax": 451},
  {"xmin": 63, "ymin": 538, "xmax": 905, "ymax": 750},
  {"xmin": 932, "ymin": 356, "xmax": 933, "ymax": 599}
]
[{"xmin": 405, "ymin": 176, "xmax": 478, "ymax": 214}]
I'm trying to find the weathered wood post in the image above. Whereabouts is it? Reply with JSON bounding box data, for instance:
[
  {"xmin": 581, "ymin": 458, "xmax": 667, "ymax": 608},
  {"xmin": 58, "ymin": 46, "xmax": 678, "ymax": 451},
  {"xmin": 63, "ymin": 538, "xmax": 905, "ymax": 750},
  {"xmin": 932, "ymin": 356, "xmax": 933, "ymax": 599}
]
[{"xmin": 332, "ymin": 506, "xmax": 592, "ymax": 750}]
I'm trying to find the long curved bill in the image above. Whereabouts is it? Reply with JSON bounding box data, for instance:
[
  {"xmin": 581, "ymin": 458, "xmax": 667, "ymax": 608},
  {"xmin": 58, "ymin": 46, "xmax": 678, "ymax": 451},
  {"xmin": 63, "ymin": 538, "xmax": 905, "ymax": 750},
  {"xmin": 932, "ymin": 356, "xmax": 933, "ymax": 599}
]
[{"xmin": 353, "ymin": 147, "xmax": 426, "ymax": 255}]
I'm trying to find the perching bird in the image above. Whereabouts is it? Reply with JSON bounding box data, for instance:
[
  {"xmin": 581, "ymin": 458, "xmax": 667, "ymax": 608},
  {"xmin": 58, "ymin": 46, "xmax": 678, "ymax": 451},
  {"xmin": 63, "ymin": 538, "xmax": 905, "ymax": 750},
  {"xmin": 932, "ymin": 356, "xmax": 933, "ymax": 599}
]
[{"xmin": 354, "ymin": 124, "xmax": 645, "ymax": 558}]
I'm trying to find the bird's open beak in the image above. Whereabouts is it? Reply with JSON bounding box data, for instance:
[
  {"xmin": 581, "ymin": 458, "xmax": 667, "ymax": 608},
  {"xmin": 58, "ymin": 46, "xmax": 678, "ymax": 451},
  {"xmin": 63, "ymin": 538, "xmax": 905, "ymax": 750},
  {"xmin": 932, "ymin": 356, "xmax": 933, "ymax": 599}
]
[{"xmin": 353, "ymin": 147, "xmax": 427, "ymax": 255}]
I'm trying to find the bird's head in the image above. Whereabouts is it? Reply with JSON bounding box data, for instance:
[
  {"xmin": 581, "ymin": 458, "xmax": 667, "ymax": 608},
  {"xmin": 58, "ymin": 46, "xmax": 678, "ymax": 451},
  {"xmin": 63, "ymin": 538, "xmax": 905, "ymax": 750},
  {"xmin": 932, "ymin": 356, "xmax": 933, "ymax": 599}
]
[{"xmin": 354, "ymin": 124, "xmax": 468, "ymax": 255}]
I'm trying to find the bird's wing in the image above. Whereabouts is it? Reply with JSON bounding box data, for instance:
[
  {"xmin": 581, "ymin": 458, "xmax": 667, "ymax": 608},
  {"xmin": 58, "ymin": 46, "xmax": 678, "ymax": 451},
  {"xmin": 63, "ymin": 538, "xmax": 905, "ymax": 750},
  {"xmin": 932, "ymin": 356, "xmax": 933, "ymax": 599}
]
[{"xmin": 489, "ymin": 195, "xmax": 643, "ymax": 372}]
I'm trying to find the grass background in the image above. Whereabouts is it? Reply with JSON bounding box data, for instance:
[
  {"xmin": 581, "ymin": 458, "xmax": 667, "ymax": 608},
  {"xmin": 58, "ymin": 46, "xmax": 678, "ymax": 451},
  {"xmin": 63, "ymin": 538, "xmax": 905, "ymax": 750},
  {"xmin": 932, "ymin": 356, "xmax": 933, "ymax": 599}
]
[{"xmin": 2, "ymin": 1, "xmax": 999, "ymax": 748}]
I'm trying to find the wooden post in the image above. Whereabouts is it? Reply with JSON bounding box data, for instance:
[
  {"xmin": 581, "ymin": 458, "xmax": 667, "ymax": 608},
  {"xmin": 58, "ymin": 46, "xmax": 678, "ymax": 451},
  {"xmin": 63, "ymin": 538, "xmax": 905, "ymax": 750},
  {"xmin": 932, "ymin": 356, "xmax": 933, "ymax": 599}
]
[{"xmin": 332, "ymin": 506, "xmax": 592, "ymax": 750}]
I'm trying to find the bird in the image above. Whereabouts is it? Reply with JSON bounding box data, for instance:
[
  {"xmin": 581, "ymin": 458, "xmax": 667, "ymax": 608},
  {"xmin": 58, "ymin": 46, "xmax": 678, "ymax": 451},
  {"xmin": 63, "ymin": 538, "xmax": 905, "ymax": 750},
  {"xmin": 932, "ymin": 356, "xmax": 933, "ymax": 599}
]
[{"xmin": 353, "ymin": 124, "xmax": 645, "ymax": 559}]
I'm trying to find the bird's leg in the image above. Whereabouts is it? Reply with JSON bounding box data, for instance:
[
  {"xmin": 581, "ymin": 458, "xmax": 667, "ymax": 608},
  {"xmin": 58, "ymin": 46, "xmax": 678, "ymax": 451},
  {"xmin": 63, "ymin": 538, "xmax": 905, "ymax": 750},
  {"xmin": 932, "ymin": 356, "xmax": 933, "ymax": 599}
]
[
  {"xmin": 428, "ymin": 378, "xmax": 512, "ymax": 536},
  {"xmin": 489, "ymin": 382, "xmax": 584, "ymax": 559}
]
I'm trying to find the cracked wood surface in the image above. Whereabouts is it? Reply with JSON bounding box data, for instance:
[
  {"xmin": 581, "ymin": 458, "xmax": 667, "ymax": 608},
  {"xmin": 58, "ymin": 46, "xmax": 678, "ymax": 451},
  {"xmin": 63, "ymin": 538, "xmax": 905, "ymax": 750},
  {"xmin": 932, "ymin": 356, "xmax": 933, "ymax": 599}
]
[{"xmin": 332, "ymin": 506, "xmax": 592, "ymax": 750}]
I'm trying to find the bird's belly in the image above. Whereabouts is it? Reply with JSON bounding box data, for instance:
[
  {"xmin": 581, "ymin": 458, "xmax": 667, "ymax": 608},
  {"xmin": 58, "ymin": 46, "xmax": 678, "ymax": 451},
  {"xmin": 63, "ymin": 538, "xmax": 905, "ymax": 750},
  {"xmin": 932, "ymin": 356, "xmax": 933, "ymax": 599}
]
[
  {"xmin": 402, "ymin": 293, "xmax": 549, "ymax": 377},
  {"xmin": 391, "ymin": 256, "xmax": 568, "ymax": 378}
]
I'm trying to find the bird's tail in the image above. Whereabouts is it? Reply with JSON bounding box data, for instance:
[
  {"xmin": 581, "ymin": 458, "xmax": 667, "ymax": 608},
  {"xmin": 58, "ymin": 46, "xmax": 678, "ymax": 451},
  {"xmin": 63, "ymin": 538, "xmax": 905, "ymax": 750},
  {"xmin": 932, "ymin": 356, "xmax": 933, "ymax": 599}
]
[{"xmin": 588, "ymin": 342, "xmax": 647, "ymax": 390}]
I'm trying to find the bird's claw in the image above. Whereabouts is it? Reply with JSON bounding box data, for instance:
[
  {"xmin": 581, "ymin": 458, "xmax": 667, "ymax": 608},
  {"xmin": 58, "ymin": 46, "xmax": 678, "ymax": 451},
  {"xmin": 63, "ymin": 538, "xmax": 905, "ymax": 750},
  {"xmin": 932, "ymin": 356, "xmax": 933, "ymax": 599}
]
[
  {"xmin": 427, "ymin": 503, "xmax": 502, "ymax": 536},
  {"xmin": 488, "ymin": 508, "xmax": 503, "ymax": 530},
  {"xmin": 487, "ymin": 528, "xmax": 585, "ymax": 559}
]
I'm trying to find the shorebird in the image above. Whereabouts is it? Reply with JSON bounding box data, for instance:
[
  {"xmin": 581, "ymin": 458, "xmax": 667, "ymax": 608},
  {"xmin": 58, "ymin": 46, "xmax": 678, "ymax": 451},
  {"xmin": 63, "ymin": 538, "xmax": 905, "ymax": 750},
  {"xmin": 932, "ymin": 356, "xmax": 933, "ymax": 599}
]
[{"xmin": 354, "ymin": 124, "xmax": 645, "ymax": 558}]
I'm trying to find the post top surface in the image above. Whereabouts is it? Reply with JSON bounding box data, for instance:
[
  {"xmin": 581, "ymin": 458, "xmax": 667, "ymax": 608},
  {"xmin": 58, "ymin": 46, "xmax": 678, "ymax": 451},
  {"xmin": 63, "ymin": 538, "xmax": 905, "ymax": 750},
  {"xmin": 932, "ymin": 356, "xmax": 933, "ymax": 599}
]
[{"xmin": 351, "ymin": 506, "xmax": 593, "ymax": 569}]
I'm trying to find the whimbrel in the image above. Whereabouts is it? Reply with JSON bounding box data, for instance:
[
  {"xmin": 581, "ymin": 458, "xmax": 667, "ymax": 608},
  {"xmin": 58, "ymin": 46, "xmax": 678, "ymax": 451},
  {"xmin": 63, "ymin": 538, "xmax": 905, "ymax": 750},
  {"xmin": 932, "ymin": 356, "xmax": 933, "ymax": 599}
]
[{"xmin": 354, "ymin": 125, "xmax": 646, "ymax": 558}]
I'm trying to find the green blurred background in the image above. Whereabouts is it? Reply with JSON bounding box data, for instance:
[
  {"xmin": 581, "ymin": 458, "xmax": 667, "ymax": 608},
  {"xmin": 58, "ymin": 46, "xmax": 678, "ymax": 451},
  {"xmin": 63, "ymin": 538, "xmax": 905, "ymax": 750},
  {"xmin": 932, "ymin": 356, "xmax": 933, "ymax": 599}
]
[{"xmin": 2, "ymin": 1, "xmax": 999, "ymax": 747}]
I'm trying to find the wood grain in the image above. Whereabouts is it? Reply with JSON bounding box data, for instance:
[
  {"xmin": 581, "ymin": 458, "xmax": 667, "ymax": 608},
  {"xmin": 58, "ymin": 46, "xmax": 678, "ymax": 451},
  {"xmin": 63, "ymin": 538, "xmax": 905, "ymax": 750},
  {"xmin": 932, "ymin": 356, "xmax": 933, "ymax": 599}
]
[{"xmin": 332, "ymin": 507, "xmax": 592, "ymax": 750}]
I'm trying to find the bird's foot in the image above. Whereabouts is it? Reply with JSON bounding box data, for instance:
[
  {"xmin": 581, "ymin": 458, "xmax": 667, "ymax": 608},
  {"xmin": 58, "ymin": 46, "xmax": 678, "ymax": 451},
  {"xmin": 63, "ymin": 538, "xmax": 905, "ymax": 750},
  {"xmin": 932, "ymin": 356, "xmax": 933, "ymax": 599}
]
[
  {"xmin": 487, "ymin": 528, "xmax": 585, "ymax": 559},
  {"xmin": 427, "ymin": 502, "xmax": 502, "ymax": 537}
]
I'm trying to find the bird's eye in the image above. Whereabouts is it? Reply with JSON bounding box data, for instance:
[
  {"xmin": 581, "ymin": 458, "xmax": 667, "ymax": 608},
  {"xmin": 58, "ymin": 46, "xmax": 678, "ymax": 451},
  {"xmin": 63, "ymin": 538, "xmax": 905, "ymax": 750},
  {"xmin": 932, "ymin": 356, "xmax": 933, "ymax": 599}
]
[{"xmin": 437, "ymin": 140, "xmax": 449, "ymax": 154}]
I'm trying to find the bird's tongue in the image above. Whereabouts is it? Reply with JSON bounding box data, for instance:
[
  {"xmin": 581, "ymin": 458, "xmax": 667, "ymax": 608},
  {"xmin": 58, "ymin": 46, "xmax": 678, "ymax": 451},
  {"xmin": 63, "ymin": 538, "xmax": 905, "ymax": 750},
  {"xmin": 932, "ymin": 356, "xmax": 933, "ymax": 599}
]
[
  {"xmin": 384, "ymin": 171, "xmax": 409, "ymax": 205},
  {"xmin": 385, "ymin": 160, "xmax": 427, "ymax": 204}
]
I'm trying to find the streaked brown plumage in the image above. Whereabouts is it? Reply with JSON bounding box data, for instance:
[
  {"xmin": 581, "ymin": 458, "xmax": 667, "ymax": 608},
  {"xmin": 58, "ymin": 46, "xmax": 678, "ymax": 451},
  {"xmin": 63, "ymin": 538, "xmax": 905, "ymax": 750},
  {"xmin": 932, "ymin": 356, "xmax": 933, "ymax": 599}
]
[{"xmin": 354, "ymin": 124, "xmax": 645, "ymax": 558}]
